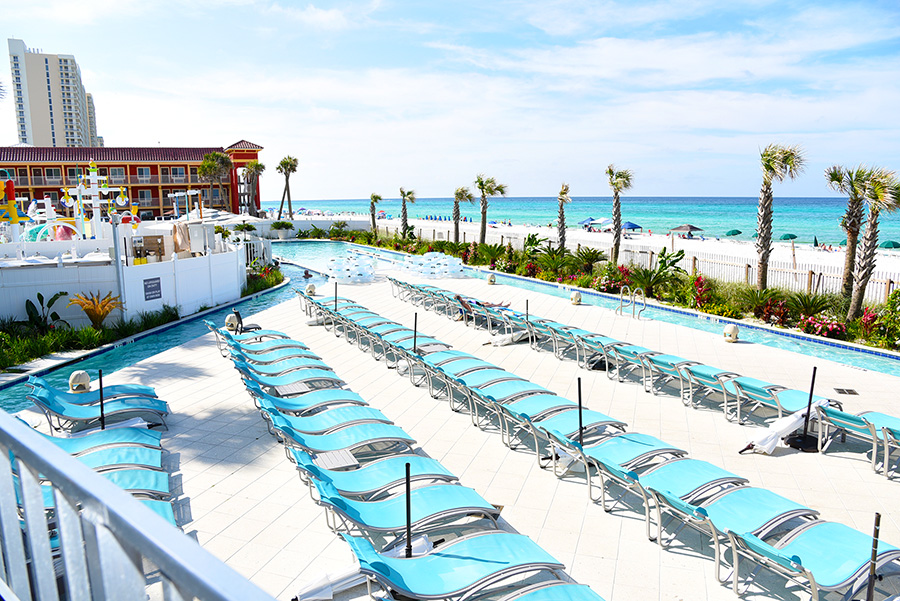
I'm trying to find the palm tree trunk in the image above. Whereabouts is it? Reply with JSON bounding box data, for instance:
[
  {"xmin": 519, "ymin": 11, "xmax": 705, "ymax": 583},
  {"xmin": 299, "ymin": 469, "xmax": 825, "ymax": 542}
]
[
  {"xmin": 847, "ymin": 208, "xmax": 881, "ymax": 320},
  {"xmin": 453, "ymin": 199, "xmax": 460, "ymax": 244},
  {"xmin": 558, "ymin": 200, "xmax": 566, "ymax": 250},
  {"xmin": 285, "ymin": 176, "xmax": 293, "ymax": 219},
  {"xmin": 479, "ymin": 196, "xmax": 488, "ymax": 245},
  {"xmin": 841, "ymin": 229, "xmax": 860, "ymax": 297},
  {"xmin": 401, "ymin": 199, "xmax": 408, "ymax": 238},
  {"xmin": 277, "ymin": 186, "xmax": 287, "ymax": 220},
  {"xmin": 370, "ymin": 205, "xmax": 376, "ymax": 233},
  {"xmin": 611, "ymin": 193, "xmax": 622, "ymax": 265},
  {"xmin": 756, "ymin": 183, "xmax": 774, "ymax": 289}
]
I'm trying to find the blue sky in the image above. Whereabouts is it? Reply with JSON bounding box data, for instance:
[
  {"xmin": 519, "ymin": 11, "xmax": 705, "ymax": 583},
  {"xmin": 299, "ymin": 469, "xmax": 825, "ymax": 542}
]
[{"xmin": 2, "ymin": 0, "xmax": 898, "ymax": 200}]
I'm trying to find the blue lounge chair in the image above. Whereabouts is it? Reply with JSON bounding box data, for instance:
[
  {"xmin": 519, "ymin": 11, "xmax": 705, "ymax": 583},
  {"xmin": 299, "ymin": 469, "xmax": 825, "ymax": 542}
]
[
  {"xmin": 259, "ymin": 404, "xmax": 391, "ymax": 435},
  {"xmin": 74, "ymin": 446, "xmax": 164, "ymax": 472},
  {"xmin": 265, "ymin": 412, "xmax": 415, "ymax": 457},
  {"xmin": 142, "ymin": 499, "xmax": 178, "ymax": 527},
  {"xmin": 225, "ymin": 344, "xmax": 321, "ymax": 363},
  {"xmin": 341, "ymin": 531, "xmax": 565, "ymax": 601},
  {"xmin": 233, "ymin": 363, "xmax": 345, "ymax": 397},
  {"xmin": 885, "ymin": 425, "xmax": 900, "ymax": 479},
  {"xmin": 641, "ymin": 354, "xmax": 698, "ymax": 398},
  {"xmin": 731, "ymin": 377, "xmax": 839, "ymax": 422},
  {"xmin": 816, "ymin": 406, "xmax": 900, "ymax": 473},
  {"xmin": 497, "ymin": 582, "xmax": 606, "ymax": 601},
  {"xmin": 291, "ymin": 450, "xmax": 457, "ymax": 499},
  {"xmin": 27, "ymin": 375, "xmax": 157, "ymax": 402},
  {"xmin": 244, "ymin": 380, "xmax": 366, "ymax": 414},
  {"xmin": 314, "ymin": 480, "xmax": 499, "ymax": 535},
  {"xmin": 574, "ymin": 334, "xmax": 625, "ymax": 372},
  {"xmin": 27, "ymin": 424, "xmax": 162, "ymax": 454},
  {"xmin": 609, "ymin": 345, "xmax": 660, "ymax": 386},
  {"xmin": 229, "ymin": 355, "xmax": 332, "ymax": 377},
  {"xmin": 678, "ymin": 364, "xmax": 740, "ymax": 412},
  {"xmin": 728, "ymin": 521, "xmax": 900, "ymax": 600},
  {"xmin": 26, "ymin": 388, "xmax": 169, "ymax": 432},
  {"xmin": 648, "ymin": 486, "xmax": 818, "ymax": 583}
]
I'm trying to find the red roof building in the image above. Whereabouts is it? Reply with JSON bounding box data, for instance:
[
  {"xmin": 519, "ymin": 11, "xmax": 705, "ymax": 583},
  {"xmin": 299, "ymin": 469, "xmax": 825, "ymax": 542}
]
[{"xmin": 0, "ymin": 140, "xmax": 263, "ymax": 217}]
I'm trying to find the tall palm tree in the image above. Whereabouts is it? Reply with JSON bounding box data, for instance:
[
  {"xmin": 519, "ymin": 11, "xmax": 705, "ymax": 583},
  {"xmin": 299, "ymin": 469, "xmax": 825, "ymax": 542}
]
[
  {"xmin": 606, "ymin": 164, "xmax": 633, "ymax": 265},
  {"xmin": 453, "ymin": 186, "xmax": 474, "ymax": 243},
  {"xmin": 276, "ymin": 156, "xmax": 299, "ymax": 220},
  {"xmin": 199, "ymin": 152, "xmax": 232, "ymax": 208},
  {"xmin": 399, "ymin": 187, "xmax": 416, "ymax": 239},
  {"xmin": 847, "ymin": 170, "xmax": 900, "ymax": 320},
  {"xmin": 242, "ymin": 159, "xmax": 265, "ymax": 216},
  {"xmin": 474, "ymin": 174, "xmax": 507, "ymax": 245},
  {"xmin": 755, "ymin": 143, "xmax": 805, "ymax": 289},
  {"xmin": 826, "ymin": 165, "xmax": 877, "ymax": 298},
  {"xmin": 557, "ymin": 183, "xmax": 571, "ymax": 250},
  {"xmin": 369, "ymin": 193, "xmax": 382, "ymax": 233}
]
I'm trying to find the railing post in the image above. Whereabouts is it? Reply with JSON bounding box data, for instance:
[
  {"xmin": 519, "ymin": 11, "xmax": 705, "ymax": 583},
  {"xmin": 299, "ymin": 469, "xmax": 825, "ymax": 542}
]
[
  {"xmin": 692, "ymin": 256, "xmax": 698, "ymax": 275},
  {"xmin": 745, "ymin": 264, "xmax": 751, "ymax": 284},
  {"xmin": 807, "ymin": 270, "xmax": 814, "ymax": 293},
  {"xmin": 886, "ymin": 279, "xmax": 893, "ymax": 301}
]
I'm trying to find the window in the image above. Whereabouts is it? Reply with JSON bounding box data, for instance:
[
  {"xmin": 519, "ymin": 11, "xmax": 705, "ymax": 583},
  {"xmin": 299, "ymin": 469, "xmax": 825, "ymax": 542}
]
[
  {"xmin": 46, "ymin": 168, "xmax": 61, "ymax": 182},
  {"xmin": 46, "ymin": 192, "xmax": 58, "ymax": 201},
  {"xmin": 136, "ymin": 167, "xmax": 151, "ymax": 182},
  {"xmin": 66, "ymin": 167, "xmax": 80, "ymax": 181},
  {"xmin": 171, "ymin": 167, "xmax": 185, "ymax": 182}
]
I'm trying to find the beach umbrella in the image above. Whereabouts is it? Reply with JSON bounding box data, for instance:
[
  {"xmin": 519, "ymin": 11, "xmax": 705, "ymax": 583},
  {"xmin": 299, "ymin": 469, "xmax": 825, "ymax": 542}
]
[
  {"xmin": 725, "ymin": 229, "xmax": 742, "ymax": 236},
  {"xmin": 752, "ymin": 232, "xmax": 759, "ymax": 238},
  {"xmin": 840, "ymin": 239, "xmax": 847, "ymax": 246},
  {"xmin": 589, "ymin": 218, "xmax": 612, "ymax": 226},
  {"xmin": 578, "ymin": 217, "xmax": 595, "ymax": 225},
  {"xmin": 621, "ymin": 221, "xmax": 642, "ymax": 231},
  {"xmin": 669, "ymin": 224, "xmax": 704, "ymax": 233},
  {"xmin": 813, "ymin": 236, "xmax": 819, "ymax": 247},
  {"xmin": 779, "ymin": 233, "xmax": 798, "ymax": 240},
  {"xmin": 879, "ymin": 240, "xmax": 900, "ymax": 249}
]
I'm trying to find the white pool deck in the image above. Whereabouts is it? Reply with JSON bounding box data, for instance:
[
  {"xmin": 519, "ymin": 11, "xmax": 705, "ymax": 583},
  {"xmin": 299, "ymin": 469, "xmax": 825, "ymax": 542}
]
[{"xmin": 93, "ymin": 271, "xmax": 899, "ymax": 601}]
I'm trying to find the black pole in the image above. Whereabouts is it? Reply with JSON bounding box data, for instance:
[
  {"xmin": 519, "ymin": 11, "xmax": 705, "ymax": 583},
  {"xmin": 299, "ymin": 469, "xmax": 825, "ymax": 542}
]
[
  {"xmin": 99, "ymin": 369, "xmax": 105, "ymax": 430},
  {"xmin": 577, "ymin": 377, "xmax": 583, "ymax": 446},
  {"xmin": 785, "ymin": 366, "xmax": 818, "ymax": 452},
  {"xmin": 866, "ymin": 512, "xmax": 881, "ymax": 601},
  {"xmin": 334, "ymin": 282, "xmax": 337, "ymax": 311},
  {"xmin": 525, "ymin": 299, "xmax": 529, "ymax": 322},
  {"xmin": 405, "ymin": 462, "xmax": 413, "ymax": 558},
  {"xmin": 413, "ymin": 313, "xmax": 418, "ymax": 354}
]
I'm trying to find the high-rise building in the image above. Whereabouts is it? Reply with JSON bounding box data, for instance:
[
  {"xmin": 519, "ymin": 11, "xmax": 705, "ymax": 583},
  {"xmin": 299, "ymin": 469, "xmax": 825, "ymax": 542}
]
[{"xmin": 7, "ymin": 38, "xmax": 102, "ymax": 148}]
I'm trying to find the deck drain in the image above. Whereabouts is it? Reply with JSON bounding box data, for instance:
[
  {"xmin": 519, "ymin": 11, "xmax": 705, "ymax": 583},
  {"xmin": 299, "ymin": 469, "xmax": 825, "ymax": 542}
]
[{"xmin": 833, "ymin": 388, "xmax": 859, "ymax": 395}]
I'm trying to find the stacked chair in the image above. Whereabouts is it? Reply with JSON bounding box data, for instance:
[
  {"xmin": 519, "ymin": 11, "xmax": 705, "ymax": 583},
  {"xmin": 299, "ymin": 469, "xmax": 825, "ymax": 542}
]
[
  {"xmin": 299, "ymin": 289, "xmax": 900, "ymax": 601},
  {"xmin": 19, "ymin": 376, "xmax": 178, "ymax": 528},
  {"xmin": 388, "ymin": 278, "xmax": 900, "ymax": 478}
]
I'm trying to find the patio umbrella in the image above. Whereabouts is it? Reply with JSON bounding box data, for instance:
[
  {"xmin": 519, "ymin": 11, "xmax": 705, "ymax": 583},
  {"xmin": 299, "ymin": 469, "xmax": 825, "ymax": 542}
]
[
  {"xmin": 780, "ymin": 233, "xmax": 798, "ymax": 240},
  {"xmin": 621, "ymin": 221, "xmax": 642, "ymax": 231},
  {"xmin": 578, "ymin": 217, "xmax": 595, "ymax": 225},
  {"xmin": 669, "ymin": 224, "xmax": 704, "ymax": 233},
  {"xmin": 813, "ymin": 236, "xmax": 819, "ymax": 247},
  {"xmin": 725, "ymin": 229, "xmax": 742, "ymax": 236},
  {"xmin": 752, "ymin": 232, "xmax": 759, "ymax": 238},
  {"xmin": 840, "ymin": 239, "xmax": 847, "ymax": 246},
  {"xmin": 879, "ymin": 240, "xmax": 900, "ymax": 249}
]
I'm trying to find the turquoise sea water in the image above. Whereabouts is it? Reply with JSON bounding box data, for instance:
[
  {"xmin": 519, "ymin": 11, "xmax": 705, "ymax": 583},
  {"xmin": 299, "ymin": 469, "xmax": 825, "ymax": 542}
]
[{"xmin": 261, "ymin": 197, "xmax": 900, "ymax": 246}]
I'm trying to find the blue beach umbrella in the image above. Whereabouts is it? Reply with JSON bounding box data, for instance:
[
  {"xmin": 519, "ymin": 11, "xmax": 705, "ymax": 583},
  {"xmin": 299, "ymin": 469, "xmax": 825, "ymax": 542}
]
[
  {"xmin": 621, "ymin": 221, "xmax": 642, "ymax": 231},
  {"xmin": 578, "ymin": 217, "xmax": 595, "ymax": 225}
]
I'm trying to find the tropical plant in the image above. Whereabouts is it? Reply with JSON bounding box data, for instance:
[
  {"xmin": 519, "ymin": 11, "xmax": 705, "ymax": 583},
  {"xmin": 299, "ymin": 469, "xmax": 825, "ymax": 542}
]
[
  {"xmin": 25, "ymin": 291, "xmax": 69, "ymax": 334},
  {"xmin": 737, "ymin": 287, "xmax": 781, "ymax": 317},
  {"xmin": 399, "ymin": 187, "xmax": 416, "ymax": 239},
  {"xmin": 574, "ymin": 247, "xmax": 606, "ymax": 273},
  {"xmin": 536, "ymin": 244, "xmax": 570, "ymax": 274},
  {"xmin": 847, "ymin": 171, "xmax": 900, "ymax": 320},
  {"xmin": 214, "ymin": 225, "xmax": 231, "ymax": 239},
  {"xmin": 270, "ymin": 221, "xmax": 294, "ymax": 230},
  {"xmin": 329, "ymin": 221, "xmax": 349, "ymax": 238},
  {"xmin": 523, "ymin": 233, "xmax": 547, "ymax": 258},
  {"xmin": 826, "ymin": 165, "xmax": 879, "ymax": 297},
  {"xmin": 67, "ymin": 291, "xmax": 123, "ymax": 330},
  {"xmin": 786, "ymin": 292, "xmax": 830, "ymax": 318},
  {"xmin": 478, "ymin": 243, "xmax": 506, "ymax": 267},
  {"xmin": 241, "ymin": 159, "xmax": 265, "ymax": 216},
  {"xmin": 198, "ymin": 151, "xmax": 233, "ymax": 209},
  {"xmin": 233, "ymin": 222, "xmax": 256, "ymax": 232},
  {"xmin": 606, "ymin": 164, "xmax": 633, "ymax": 265},
  {"xmin": 369, "ymin": 193, "xmax": 382, "ymax": 233},
  {"xmin": 474, "ymin": 174, "xmax": 507, "ymax": 245},
  {"xmin": 306, "ymin": 225, "xmax": 328, "ymax": 239},
  {"xmin": 755, "ymin": 144, "xmax": 806, "ymax": 289},
  {"xmin": 629, "ymin": 248, "xmax": 685, "ymax": 298},
  {"xmin": 557, "ymin": 183, "xmax": 571, "ymax": 250},
  {"xmin": 453, "ymin": 187, "xmax": 475, "ymax": 244},
  {"xmin": 276, "ymin": 155, "xmax": 299, "ymax": 220}
]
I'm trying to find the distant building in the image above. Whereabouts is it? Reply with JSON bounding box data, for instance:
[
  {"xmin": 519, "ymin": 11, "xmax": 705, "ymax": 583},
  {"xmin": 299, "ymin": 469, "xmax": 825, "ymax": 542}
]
[
  {"xmin": 0, "ymin": 140, "xmax": 263, "ymax": 217},
  {"xmin": 7, "ymin": 38, "xmax": 102, "ymax": 148}
]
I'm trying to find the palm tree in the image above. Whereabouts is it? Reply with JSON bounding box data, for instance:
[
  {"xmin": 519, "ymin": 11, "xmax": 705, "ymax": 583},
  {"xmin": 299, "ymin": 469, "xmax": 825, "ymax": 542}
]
[
  {"xmin": 827, "ymin": 165, "xmax": 879, "ymax": 298},
  {"xmin": 242, "ymin": 159, "xmax": 265, "ymax": 216},
  {"xmin": 199, "ymin": 152, "xmax": 232, "ymax": 209},
  {"xmin": 606, "ymin": 164, "xmax": 633, "ymax": 265},
  {"xmin": 755, "ymin": 144, "xmax": 805, "ymax": 290},
  {"xmin": 276, "ymin": 156, "xmax": 299, "ymax": 220},
  {"xmin": 557, "ymin": 183, "xmax": 572, "ymax": 250},
  {"xmin": 399, "ymin": 187, "xmax": 416, "ymax": 239},
  {"xmin": 369, "ymin": 193, "xmax": 382, "ymax": 233},
  {"xmin": 453, "ymin": 186, "xmax": 475, "ymax": 243},
  {"xmin": 847, "ymin": 170, "xmax": 900, "ymax": 320},
  {"xmin": 474, "ymin": 174, "xmax": 507, "ymax": 245}
]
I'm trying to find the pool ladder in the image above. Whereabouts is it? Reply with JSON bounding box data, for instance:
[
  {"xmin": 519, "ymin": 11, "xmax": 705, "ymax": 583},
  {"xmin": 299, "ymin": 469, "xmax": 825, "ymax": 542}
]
[{"xmin": 616, "ymin": 286, "xmax": 647, "ymax": 319}]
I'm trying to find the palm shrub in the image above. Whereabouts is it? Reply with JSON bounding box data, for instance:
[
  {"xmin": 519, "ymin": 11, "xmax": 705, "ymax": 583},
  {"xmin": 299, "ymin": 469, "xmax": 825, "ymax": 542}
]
[
  {"xmin": 478, "ymin": 243, "xmax": 506, "ymax": 268},
  {"xmin": 523, "ymin": 233, "xmax": 547, "ymax": 259},
  {"xmin": 306, "ymin": 225, "xmax": 328, "ymax": 239},
  {"xmin": 738, "ymin": 287, "xmax": 782, "ymax": 317},
  {"xmin": 787, "ymin": 292, "xmax": 831, "ymax": 318},
  {"xmin": 270, "ymin": 221, "xmax": 294, "ymax": 230},
  {"xmin": 574, "ymin": 247, "xmax": 606, "ymax": 274}
]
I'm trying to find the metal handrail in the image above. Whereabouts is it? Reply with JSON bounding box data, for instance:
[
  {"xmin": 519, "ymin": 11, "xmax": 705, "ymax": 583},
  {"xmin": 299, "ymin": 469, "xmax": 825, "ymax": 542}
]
[
  {"xmin": 616, "ymin": 285, "xmax": 632, "ymax": 316},
  {"xmin": 634, "ymin": 287, "xmax": 647, "ymax": 319},
  {"xmin": 0, "ymin": 410, "xmax": 275, "ymax": 601}
]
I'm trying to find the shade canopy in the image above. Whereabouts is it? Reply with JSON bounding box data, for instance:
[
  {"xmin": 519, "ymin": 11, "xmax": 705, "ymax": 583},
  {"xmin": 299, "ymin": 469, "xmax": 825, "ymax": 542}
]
[
  {"xmin": 578, "ymin": 217, "xmax": 596, "ymax": 225},
  {"xmin": 879, "ymin": 240, "xmax": 900, "ymax": 249},
  {"xmin": 779, "ymin": 233, "xmax": 798, "ymax": 240},
  {"xmin": 725, "ymin": 229, "xmax": 742, "ymax": 236},
  {"xmin": 621, "ymin": 221, "xmax": 642, "ymax": 231},
  {"xmin": 589, "ymin": 218, "xmax": 612, "ymax": 226},
  {"xmin": 669, "ymin": 224, "xmax": 704, "ymax": 232}
]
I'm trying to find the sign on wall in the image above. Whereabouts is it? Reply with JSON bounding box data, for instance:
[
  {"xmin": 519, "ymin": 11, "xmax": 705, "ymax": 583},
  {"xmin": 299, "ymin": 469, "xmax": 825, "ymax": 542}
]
[{"xmin": 143, "ymin": 277, "xmax": 162, "ymax": 301}]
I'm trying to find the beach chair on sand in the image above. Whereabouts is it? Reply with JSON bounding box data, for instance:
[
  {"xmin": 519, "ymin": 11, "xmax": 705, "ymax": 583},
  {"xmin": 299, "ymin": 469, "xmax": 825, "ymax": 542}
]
[
  {"xmin": 26, "ymin": 388, "xmax": 169, "ymax": 433},
  {"xmin": 647, "ymin": 486, "xmax": 818, "ymax": 584},
  {"xmin": 341, "ymin": 531, "xmax": 565, "ymax": 601},
  {"xmin": 727, "ymin": 521, "xmax": 900, "ymax": 601},
  {"xmin": 816, "ymin": 406, "xmax": 900, "ymax": 473},
  {"xmin": 291, "ymin": 450, "xmax": 457, "ymax": 500},
  {"xmin": 313, "ymin": 479, "xmax": 500, "ymax": 536}
]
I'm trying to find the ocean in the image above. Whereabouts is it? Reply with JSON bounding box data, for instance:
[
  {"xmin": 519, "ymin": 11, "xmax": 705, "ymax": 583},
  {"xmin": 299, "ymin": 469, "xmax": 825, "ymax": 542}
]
[{"xmin": 259, "ymin": 197, "xmax": 900, "ymax": 246}]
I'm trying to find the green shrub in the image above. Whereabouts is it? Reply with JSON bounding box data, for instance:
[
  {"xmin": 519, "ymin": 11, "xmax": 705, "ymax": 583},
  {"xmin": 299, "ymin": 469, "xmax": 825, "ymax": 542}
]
[
  {"xmin": 787, "ymin": 292, "xmax": 830, "ymax": 318},
  {"xmin": 270, "ymin": 221, "xmax": 294, "ymax": 230},
  {"xmin": 75, "ymin": 326, "xmax": 103, "ymax": 349},
  {"xmin": 701, "ymin": 303, "xmax": 744, "ymax": 319}
]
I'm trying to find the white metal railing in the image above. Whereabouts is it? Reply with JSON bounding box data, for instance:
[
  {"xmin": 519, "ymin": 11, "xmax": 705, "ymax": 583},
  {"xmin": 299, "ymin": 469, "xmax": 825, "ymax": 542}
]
[
  {"xmin": 0, "ymin": 410, "xmax": 276, "ymax": 601},
  {"xmin": 244, "ymin": 238, "xmax": 272, "ymax": 267}
]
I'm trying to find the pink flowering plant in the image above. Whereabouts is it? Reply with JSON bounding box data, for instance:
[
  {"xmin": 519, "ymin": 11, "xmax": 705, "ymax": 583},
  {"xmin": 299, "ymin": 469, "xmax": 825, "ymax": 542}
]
[{"xmin": 799, "ymin": 314, "xmax": 846, "ymax": 339}]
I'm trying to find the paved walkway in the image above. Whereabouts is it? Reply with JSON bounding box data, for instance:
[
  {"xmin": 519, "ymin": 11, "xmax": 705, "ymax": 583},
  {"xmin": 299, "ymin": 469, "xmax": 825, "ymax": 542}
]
[{"xmin": 95, "ymin": 270, "xmax": 899, "ymax": 600}]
